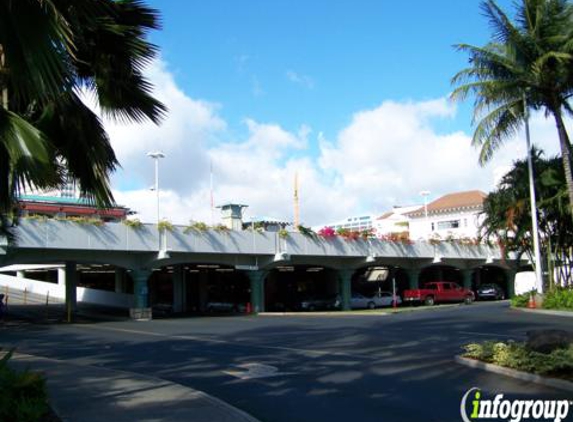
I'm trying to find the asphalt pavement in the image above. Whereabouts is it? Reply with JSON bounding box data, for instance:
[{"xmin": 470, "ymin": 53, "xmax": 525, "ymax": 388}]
[{"xmin": 1, "ymin": 301, "xmax": 572, "ymax": 422}]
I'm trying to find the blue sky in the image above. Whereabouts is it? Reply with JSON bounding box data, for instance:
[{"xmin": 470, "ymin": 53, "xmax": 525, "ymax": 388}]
[
  {"xmin": 104, "ymin": 0, "xmax": 565, "ymax": 225},
  {"xmin": 147, "ymin": 0, "xmax": 511, "ymax": 140}
]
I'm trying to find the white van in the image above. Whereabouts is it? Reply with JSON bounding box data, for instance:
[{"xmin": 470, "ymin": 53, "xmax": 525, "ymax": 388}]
[{"xmin": 514, "ymin": 271, "xmax": 536, "ymax": 295}]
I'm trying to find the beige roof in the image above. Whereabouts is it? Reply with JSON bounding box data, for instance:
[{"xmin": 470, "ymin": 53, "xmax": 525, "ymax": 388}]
[
  {"xmin": 406, "ymin": 190, "xmax": 486, "ymax": 217},
  {"xmin": 376, "ymin": 211, "xmax": 394, "ymax": 220}
]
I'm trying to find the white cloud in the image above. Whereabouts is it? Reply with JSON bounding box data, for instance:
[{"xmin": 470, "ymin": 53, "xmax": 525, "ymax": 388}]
[
  {"xmin": 98, "ymin": 59, "xmax": 570, "ymax": 227},
  {"xmin": 286, "ymin": 70, "xmax": 314, "ymax": 89}
]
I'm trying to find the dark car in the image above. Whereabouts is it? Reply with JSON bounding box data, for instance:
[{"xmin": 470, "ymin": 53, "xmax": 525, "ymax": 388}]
[
  {"xmin": 476, "ymin": 284, "xmax": 505, "ymax": 300},
  {"xmin": 297, "ymin": 295, "xmax": 341, "ymax": 311}
]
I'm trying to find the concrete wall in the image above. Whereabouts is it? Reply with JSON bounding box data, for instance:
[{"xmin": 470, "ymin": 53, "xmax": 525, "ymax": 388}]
[
  {"xmin": 0, "ymin": 273, "xmax": 133, "ymax": 308},
  {"xmin": 9, "ymin": 220, "xmax": 503, "ymax": 262}
]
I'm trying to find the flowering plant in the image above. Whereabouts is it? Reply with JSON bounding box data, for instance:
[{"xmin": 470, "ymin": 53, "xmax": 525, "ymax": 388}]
[
  {"xmin": 318, "ymin": 226, "xmax": 336, "ymax": 238},
  {"xmin": 336, "ymin": 227, "xmax": 360, "ymax": 240},
  {"xmin": 379, "ymin": 232, "xmax": 413, "ymax": 245}
]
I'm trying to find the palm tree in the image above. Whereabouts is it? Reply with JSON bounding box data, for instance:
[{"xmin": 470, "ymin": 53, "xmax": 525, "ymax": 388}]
[
  {"xmin": 0, "ymin": 0, "xmax": 166, "ymax": 231},
  {"xmin": 451, "ymin": 0, "xmax": 573, "ymax": 214}
]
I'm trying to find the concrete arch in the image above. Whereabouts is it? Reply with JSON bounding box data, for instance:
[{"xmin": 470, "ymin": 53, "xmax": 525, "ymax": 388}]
[
  {"xmin": 420, "ymin": 264, "xmax": 464, "ymax": 286},
  {"xmin": 264, "ymin": 264, "xmax": 339, "ymax": 312},
  {"xmin": 471, "ymin": 264, "xmax": 510, "ymax": 298}
]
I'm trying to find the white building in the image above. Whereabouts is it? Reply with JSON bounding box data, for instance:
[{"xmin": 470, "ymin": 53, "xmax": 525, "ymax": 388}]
[
  {"xmin": 373, "ymin": 205, "xmax": 422, "ymax": 236},
  {"xmin": 407, "ymin": 190, "xmax": 486, "ymax": 241},
  {"xmin": 314, "ymin": 215, "xmax": 374, "ymax": 232}
]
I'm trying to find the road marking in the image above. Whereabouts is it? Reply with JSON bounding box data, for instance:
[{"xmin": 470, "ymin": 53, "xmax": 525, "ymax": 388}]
[
  {"xmin": 223, "ymin": 363, "xmax": 292, "ymax": 380},
  {"xmin": 80, "ymin": 324, "xmax": 356, "ymax": 358}
]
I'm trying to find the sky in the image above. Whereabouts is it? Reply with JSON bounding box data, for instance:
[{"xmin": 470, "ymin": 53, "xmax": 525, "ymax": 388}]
[{"xmin": 96, "ymin": 0, "xmax": 571, "ymax": 226}]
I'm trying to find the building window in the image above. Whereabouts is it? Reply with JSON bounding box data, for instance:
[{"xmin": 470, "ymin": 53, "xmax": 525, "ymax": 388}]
[
  {"xmin": 431, "ymin": 222, "xmax": 435, "ymax": 231},
  {"xmin": 437, "ymin": 220, "xmax": 460, "ymax": 230}
]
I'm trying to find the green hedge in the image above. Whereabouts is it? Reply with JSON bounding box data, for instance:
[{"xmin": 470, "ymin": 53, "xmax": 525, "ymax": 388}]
[
  {"xmin": 543, "ymin": 288, "xmax": 573, "ymax": 310},
  {"xmin": 0, "ymin": 349, "xmax": 49, "ymax": 422},
  {"xmin": 463, "ymin": 341, "xmax": 573, "ymax": 381},
  {"xmin": 510, "ymin": 288, "xmax": 573, "ymax": 311},
  {"xmin": 510, "ymin": 292, "xmax": 531, "ymax": 308}
]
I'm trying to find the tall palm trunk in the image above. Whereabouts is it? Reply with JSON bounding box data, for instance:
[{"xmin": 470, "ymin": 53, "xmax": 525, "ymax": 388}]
[{"xmin": 552, "ymin": 107, "xmax": 573, "ymax": 221}]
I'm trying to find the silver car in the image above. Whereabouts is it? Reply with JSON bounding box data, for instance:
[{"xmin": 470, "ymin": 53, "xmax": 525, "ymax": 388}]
[{"xmin": 350, "ymin": 292, "xmax": 401, "ymax": 309}]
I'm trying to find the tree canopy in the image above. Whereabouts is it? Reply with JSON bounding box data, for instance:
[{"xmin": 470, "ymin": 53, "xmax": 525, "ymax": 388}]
[
  {"xmin": 451, "ymin": 0, "xmax": 573, "ymax": 214},
  {"xmin": 0, "ymin": 0, "xmax": 166, "ymax": 232}
]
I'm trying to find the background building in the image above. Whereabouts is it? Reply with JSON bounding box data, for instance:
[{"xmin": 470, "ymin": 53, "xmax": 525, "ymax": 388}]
[
  {"xmin": 406, "ymin": 190, "xmax": 486, "ymax": 240},
  {"xmin": 373, "ymin": 205, "xmax": 422, "ymax": 237},
  {"xmin": 313, "ymin": 214, "xmax": 374, "ymax": 232}
]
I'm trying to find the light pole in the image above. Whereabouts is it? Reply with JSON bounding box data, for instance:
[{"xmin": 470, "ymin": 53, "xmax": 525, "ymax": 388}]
[
  {"xmin": 147, "ymin": 151, "xmax": 165, "ymax": 225},
  {"xmin": 420, "ymin": 190, "xmax": 431, "ymax": 236},
  {"xmin": 523, "ymin": 96, "xmax": 543, "ymax": 294}
]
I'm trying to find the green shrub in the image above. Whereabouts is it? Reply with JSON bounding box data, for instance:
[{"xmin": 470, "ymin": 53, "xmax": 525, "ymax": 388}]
[
  {"xmin": 510, "ymin": 292, "xmax": 532, "ymax": 308},
  {"xmin": 122, "ymin": 218, "xmax": 143, "ymax": 229},
  {"xmin": 157, "ymin": 219, "xmax": 174, "ymax": 232},
  {"xmin": 462, "ymin": 341, "xmax": 573, "ymax": 381},
  {"xmin": 184, "ymin": 221, "xmax": 209, "ymax": 233},
  {"xmin": 542, "ymin": 288, "xmax": 573, "ymax": 310},
  {"xmin": 0, "ymin": 349, "xmax": 49, "ymax": 422}
]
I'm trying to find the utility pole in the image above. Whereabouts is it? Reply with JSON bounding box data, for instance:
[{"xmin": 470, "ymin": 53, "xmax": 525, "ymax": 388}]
[{"xmin": 523, "ymin": 95, "xmax": 543, "ymax": 294}]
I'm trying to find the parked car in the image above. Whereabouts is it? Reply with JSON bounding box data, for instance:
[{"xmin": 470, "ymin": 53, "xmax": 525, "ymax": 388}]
[
  {"xmin": 206, "ymin": 301, "xmax": 246, "ymax": 313},
  {"xmin": 350, "ymin": 292, "xmax": 401, "ymax": 309},
  {"xmin": 297, "ymin": 295, "xmax": 341, "ymax": 311},
  {"xmin": 403, "ymin": 281, "xmax": 474, "ymax": 306},
  {"xmin": 476, "ymin": 284, "xmax": 505, "ymax": 300}
]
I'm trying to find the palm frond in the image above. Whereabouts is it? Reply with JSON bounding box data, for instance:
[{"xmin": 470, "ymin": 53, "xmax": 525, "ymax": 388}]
[{"xmin": 34, "ymin": 92, "xmax": 118, "ymax": 207}]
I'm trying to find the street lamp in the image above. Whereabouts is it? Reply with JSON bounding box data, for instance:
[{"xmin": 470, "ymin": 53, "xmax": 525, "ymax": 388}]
[{"xmin": 147, "ymin": 151, "xmax": 165, "ymax": 225}]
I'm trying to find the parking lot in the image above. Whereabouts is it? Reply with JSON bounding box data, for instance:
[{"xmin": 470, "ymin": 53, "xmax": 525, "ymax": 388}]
[{"xmin": 2, "ymin": 301, "xmax": 571, "ymax": 422}]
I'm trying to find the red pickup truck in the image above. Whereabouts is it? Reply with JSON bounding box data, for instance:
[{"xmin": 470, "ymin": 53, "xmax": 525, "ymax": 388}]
[{"xmin": 403, "ymin": 281, "xmax": 474, "ymax": 306}]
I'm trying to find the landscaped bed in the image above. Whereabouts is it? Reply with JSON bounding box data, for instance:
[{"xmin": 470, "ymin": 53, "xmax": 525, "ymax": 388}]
[
  {"xmin": 0, "ymin": 349, "xmax": 61, "ymax": 422},
  {"xmin": 462, "ymin": 341, "xmax": 573, "ymax": 382},
  {"xmin": 511, "ymin": 287, "xmax": 573, "ymax": 312}
]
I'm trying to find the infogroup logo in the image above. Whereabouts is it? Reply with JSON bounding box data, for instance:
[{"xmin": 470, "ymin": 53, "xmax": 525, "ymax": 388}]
[{"xmin": 460, "ymin": 388, "xmax": 572, "ymax": 422}]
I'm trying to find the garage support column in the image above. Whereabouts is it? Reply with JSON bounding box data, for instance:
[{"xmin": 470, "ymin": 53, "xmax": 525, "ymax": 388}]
[
  {"xmin": 406, "ymin": 268, "xmax": 420, "ymax": 289},
  {"xmin": 64, "ymin": 262, "xmax": 78, "ymax": 322},
  {"xmin": 338, "ymin": 269, "xmax": 353, "ymax": 311},
  {"xmin": 114, "ymin": 268, "xmax": 126, "ymax": 293},
  {"xmin": 461, "ymin": 269, "xmax": 473, "ymax": 290},
  {"xmin": 130, "ymin": 269, "xmax": 152, "ymax": 320},
  {"xmin": 505, "ymin": 268, "xmax": 516, "ymax": 298},
  {"xmin": 247, "ymin": 271, "xmax": 265, "ymax": 314},
  {"xmin": 172, "ymin": 265, "xmax": 186, "ymax": 313}
]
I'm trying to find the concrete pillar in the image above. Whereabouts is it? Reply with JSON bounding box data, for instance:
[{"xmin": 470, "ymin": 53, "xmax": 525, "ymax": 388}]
[
  {"xmin": 505, "ymin": 268, "xmax": 516, "ymax": 298},
  {"xmin": 57, "ymin": 268, "xmax": 65, "ymax": 285},
  {"xmin": 406, "ymin": 268, "xmax": 420, "ymax": 289},
  {"xmin": 246, "ymin": 271, "xmax": 266, "ymax": 314},
  {"xmin": 65, "ymin": 262, "xmax": 78, "ymax": 320},
  {"xmin": 130, "ymin": 269, "xmax": 152, "ymax": 320},
  {"xmin": 114, "ymin": 268, "xmax": 126, "ymax": 293},
  {"xmin": 461, "ymin": 269, "xmax": 473, "ymax": 290},
  {"xmin": 172, "ymin": 265, "xmax": 186, "ymax": 313},
  {"xmin": 337, "ymin": 269, "xmax": 353, "ymax": 311},
  {"xmin": 17, "ymin": 270, "xmax": 26, "ymax": 279}
]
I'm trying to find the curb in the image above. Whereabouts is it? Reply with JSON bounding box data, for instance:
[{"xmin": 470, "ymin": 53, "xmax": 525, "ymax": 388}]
[
  {"xmin": 259, "ymin": 303, "xmax": 470, "ymax": 317},
  {"xmin": 510, "ymin": 307, "xmax": 573, "ymax": 318},
  {"xmin": 455, "ymin": 355, "xmax": 573, "ymax": 392},
  {"xmin": 11, "ymin": 353, "xmax": 263, "ymax": 422},
  {"xmin": 259, "ymin": 311, "xmax": 390, "ymax": 316}
]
